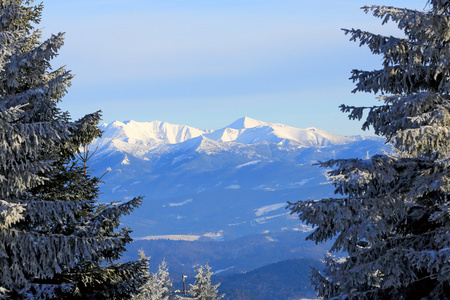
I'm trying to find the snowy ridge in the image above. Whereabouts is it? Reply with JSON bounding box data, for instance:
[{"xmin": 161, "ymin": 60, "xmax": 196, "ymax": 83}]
[
  {"xmin": 227, "ymin": 117, "xmax": 271, "ymax": 129},
  {"xmin": 90, "ymin": 116, "xmax": 388, "ymax": 241},
  {"xmin": 204, "ymin": 117, "xmax": 354, "ymax": 145},
  {"xmin": 101, "ymin": 120, "xmax": 208, "ymax": 144},
  {"xmin": 91, "ymin": 117, "xmax": 362, "ymax": 157},
  {"xmin": 94, "ymin": 120, "xmax": 208, "ymax": 154}
]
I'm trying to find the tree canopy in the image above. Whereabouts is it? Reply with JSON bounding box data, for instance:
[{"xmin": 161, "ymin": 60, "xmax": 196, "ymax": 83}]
[
  {"xmin": 289, "ymin": 1, "xmax": 450, "ymax": 299},
  {"xmin": 0, "ymin": 1, "xmax": 148, "ymax": 298}
]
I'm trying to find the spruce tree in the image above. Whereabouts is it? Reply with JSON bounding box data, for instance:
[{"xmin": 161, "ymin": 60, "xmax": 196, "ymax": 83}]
[
  {"xmin": 189, "ymin": 265, "xmax": 224, "ymax": 300},
  {"xmin": 133, "ymin": 253, "xmax": 180, "ymax": 300},
  {"xmin": 153, "ymin": 260, "xmax": 174, "ymax": 300},
  {"xmin": 132, "ymin": 250, "xmax": 158, "ymax": 300},
  {"xmin": 0, "ymin": 1, "xmax": 148, "ymax": 298},
  {"xmin": 289, "ymin": 1, "xmax": 450, "ymax": 299}
]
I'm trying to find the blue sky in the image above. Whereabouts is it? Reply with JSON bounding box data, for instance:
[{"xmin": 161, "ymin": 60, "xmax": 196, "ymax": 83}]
[{"xmin": 40, "ymin": 0, "xmax": 426, "ymax": 135}]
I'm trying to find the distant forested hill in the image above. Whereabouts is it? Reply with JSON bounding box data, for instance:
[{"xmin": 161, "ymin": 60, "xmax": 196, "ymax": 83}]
[
  {"xmin": 122, "ymin": 231, "xmax": 331, "ymax": 280},
  {"xmin": 216, "ymin": 258, "xmax": 323, "ymax": 300}
]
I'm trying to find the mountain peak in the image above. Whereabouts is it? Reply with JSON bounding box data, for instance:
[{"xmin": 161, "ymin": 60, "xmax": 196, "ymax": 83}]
[{"xmin": 227, "ymin": 117, "xmax": 270, "ymax": 130}]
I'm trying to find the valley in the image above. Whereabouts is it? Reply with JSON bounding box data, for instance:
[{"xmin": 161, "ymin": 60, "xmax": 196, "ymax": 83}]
[{"xmin": 88, "ymin": 117, "xmax": 387, "ymax": 298}]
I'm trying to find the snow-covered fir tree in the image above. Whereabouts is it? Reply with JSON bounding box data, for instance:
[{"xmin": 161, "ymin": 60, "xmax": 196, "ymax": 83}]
[
  {"xmin": 132, "ymin": 250, "xmax": 159, "ymax": 300},
  {"xmin": 0, "ymin": 1, "xmax": 148, "ymax": 298},
  {"xmin": 289, "ymin": 1, "xmax": 450, "ymax": 299},
  {"xmin": 154, "ymin": 260, "xmax": 174, "ymax": 300},
  {"xmin": 189, "ymin": 265, "xmax": 224, "ymax": 300},
  {"xmin": 134, "ymin": 259, "xmax": 174, "ymax": 300}
]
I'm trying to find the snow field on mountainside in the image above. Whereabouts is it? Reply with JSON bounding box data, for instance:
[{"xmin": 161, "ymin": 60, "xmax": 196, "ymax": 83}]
[
  {"xmin": 90, "ymin": 117, "xmax": 364, "ymax": 158},
  {"xmin": 89, "ymin": 116, "xmax": 388, "ymax": 241},
  {"xmin": 254, "ymin": 203, "xmax": 286, "ymax": 216}
]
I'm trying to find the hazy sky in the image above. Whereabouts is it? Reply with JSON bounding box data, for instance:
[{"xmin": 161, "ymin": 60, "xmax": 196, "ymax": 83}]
[{"xmin": 40, "ymin": 0, "xmax": 426, "ymax": 135}]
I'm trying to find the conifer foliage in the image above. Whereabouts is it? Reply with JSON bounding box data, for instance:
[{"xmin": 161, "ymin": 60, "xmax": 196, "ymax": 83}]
[
  {"xmin": 189, "ymin": 265, "xmax": 224, "ymax": 300},
  {"xmin": 133, "ymin": 252, "xmax": 174, "ymax": 300},
  {"xmin": 0, "ymin": 1, "xmax": 147, "ymax": 299},
  {"xmin": 289, "ymin": 1, "xmax": 450, "ymax": 299},
  {"xmin": 152, "ymin": 259, "xmax": 174, "ymax": 300}
]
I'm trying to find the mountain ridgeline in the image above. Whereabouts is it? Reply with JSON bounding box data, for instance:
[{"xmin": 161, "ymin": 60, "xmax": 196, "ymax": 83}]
[
  {"xmin": 87, "ymin": 117, "xmax": 387, "ymax": 298},
  {"xmin": 89, "ymin": 117, "xmax": 387, "ymax": 240}
]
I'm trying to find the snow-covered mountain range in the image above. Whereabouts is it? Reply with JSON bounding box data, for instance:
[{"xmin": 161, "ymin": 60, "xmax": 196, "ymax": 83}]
[
  {"xmin": 94, "ymin": 117, "xmax": 367, "ymax": 156},
  {"xmin": 88, "ymin": 117, "xmax": 388, "ymax": 241}
]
